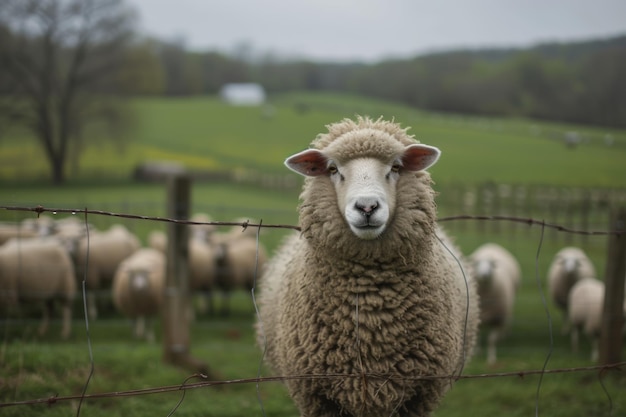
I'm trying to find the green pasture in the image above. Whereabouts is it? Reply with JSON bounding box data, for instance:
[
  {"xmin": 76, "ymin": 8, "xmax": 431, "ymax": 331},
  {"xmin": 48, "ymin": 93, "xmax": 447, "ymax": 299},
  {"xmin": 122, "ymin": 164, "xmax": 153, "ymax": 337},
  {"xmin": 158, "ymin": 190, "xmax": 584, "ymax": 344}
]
[
  {"xmin": 0, "ymin": 92, "xmax": 625, "ymax": 186},
  {"xmin": 1, "ymin": 93, "xmax": 625, "ymax": 415}
]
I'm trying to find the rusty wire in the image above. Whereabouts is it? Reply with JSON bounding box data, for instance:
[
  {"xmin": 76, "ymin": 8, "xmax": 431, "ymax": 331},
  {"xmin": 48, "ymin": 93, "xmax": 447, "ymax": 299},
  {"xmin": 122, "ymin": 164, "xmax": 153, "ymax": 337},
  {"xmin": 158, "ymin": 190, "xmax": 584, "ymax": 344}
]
[{"xmin": 1, "ymin": 205, "xmax": 624, "ymax": 235}]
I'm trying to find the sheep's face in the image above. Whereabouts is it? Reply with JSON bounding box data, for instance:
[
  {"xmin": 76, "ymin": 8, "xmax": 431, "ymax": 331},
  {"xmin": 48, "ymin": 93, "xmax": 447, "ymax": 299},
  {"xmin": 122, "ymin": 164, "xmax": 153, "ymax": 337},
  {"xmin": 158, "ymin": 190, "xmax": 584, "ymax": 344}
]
[
  {"xmin": 473, "ymin": 258, "xmax": 495, "ymax": 287},
  {"xmin": 560, "ymin": 255, "xmax": 581, "ymax": 274},
  {"xmin": 285, "ymin": 144, "xmax": 440, "ymax": 240}
]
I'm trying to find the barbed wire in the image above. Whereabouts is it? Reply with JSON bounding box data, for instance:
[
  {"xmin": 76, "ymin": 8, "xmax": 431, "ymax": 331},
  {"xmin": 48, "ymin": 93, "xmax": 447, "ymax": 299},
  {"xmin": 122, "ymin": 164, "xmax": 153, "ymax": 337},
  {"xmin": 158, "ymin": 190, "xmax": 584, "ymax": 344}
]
[
  {"xmin": 1, "ymin": 205, "xmax": 624, "ymax": 235},
  {"xmin": 0, "ymin": 205, "xmax": 299, "ymax": 231},
  {"xmin": 438, "ymin": 214, "xmax": 624, "ymax": 236},
  {"xmin": 1, "ymin": 362, "xmax": 623, "ymax": 409}
]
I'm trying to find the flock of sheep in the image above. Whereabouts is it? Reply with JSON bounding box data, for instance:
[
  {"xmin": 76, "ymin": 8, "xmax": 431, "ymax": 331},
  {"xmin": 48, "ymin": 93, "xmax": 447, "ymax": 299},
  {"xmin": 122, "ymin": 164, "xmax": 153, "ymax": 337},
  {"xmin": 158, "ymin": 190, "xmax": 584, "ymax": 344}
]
[
  {"xmin": 1, "ymin": 116, "xmax": 622, "ymax": 416},
  {"xmin": 468, "ymin": 242, "xmax": 614, "ymax": 366},
  {"xmin": 0, "ymin": 213, "xmax": 267, "ymax": 342}
]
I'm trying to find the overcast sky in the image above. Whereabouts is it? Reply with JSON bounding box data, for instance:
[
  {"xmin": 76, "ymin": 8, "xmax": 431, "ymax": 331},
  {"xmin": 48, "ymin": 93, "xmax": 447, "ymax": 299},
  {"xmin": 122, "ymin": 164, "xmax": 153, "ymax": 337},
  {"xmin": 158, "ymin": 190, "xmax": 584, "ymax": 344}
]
[{"xmin": 128, "ymin": 0, "xmax": 626, "ymax": 62}]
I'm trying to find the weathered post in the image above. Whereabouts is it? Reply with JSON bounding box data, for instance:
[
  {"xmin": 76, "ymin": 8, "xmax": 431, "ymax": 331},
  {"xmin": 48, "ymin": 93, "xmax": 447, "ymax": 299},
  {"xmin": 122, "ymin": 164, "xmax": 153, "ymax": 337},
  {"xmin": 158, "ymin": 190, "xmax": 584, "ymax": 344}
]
[
  {"xmin": 598, "ymin": 207, "xmax": 626, "ymax": 365},
  {"xmin": 162, "ymin": 173, "xmax": 209, "ymax": 374}
]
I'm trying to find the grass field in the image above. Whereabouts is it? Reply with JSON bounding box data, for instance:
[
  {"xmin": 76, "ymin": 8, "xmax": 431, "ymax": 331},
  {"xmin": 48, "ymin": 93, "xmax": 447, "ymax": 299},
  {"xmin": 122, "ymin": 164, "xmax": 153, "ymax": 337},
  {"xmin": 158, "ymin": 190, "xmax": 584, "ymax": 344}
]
[
  {"xmin": 1, "ymin": 93, "xmax": 625, "ymax": 416},
  {"xmin": 1, "ymin": 92, "xmax": 625, "ymax": 186}
]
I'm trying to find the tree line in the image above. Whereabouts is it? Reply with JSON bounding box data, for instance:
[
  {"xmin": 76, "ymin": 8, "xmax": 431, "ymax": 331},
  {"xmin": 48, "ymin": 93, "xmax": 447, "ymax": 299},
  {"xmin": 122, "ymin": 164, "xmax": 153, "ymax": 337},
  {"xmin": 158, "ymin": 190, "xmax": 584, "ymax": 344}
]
[{"xmin": 147, "ymin": 36, "xmax": 626, "ymax": 128}]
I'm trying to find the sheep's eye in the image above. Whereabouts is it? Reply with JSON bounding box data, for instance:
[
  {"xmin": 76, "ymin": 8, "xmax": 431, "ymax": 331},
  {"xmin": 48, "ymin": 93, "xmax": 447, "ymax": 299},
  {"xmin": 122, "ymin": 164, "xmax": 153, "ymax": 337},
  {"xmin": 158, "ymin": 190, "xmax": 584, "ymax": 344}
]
[
  {"xmin": 390, "ymin": 163, "xmax": 401, "ymax": 173},
  {"xmin": 328, "ymin": 165, "xmax": 338, "ymax": 175}
]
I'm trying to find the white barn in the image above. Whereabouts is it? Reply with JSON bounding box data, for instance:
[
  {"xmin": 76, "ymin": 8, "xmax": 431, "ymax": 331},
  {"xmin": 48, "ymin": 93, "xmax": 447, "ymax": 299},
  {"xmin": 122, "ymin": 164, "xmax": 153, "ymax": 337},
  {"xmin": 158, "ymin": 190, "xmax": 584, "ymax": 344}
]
[{"xmin": 219, "ymin": 83, "xmax": 266, "ymax": 106}]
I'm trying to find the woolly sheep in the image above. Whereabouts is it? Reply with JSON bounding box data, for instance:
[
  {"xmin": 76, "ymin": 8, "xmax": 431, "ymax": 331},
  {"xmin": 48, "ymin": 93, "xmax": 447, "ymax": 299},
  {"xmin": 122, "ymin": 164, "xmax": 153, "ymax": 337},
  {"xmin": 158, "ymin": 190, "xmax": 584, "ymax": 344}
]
[
  {"xmin": 52, "ymin": 216, "xmax": 95, "ymax": 240},
  {"xmin": 72, "ymin": 224, "xmax": 141, "ymax": 319},
  {"xmin": 189, "ymin": 212, "xmax": 217, "ymax": 242},
  {"xmin": 20, "ymin": 214, "xmax": 57, "ymax": 236},
  {"xmin": 255, "ymin": 116, "xmax": 480, "ymax": 417},
  {"xmin": 148, "ymin": 229, "xmax": 167, "ymax": 253},
  {"xmin": 0, "ymin": 237, "xmax": 77, "ymax": 338},
  {"xmin": 0, "ymin": 222, "xmax": 39, "ymax": 244},
  {"xmin": 567, "ymin": 277, "xmax": 626, "ymax": 362},
  {"xmin": 150, "ymin": 220, "xmax": 267, "ymax": 316},
  {"xmin": 212, "ymin": 222, "xmax": 268, "ymax": 315},
  {"xmin": 188, "ymin": 237, "xmax": 221, "ymax": 313},
  {"xmin": 547, "ymin": 246, "xmax": 596, "ymax": 334},
  {"xmin": 469, "ymin": 243, "xmax": 521, "ymax": 365},
  {"xmin": 148, "ymin": 229, "xmax": 220, "ymax": 315},
  {"xmin": 112, "ymin": 248, "xmax": 166, "ymax": 342}
]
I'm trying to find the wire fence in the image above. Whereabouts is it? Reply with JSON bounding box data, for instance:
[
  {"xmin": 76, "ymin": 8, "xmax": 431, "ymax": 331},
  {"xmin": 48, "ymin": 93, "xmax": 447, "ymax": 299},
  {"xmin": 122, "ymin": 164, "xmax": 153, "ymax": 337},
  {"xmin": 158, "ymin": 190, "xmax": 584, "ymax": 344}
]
[{"xmin": 0, "ymin": 203, "xmax": 625, "ymax": 416}]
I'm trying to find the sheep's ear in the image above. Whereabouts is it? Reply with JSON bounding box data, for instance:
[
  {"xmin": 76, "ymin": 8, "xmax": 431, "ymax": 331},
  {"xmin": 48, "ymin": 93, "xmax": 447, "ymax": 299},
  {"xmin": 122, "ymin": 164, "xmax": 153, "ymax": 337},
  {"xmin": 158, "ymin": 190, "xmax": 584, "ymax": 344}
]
[
  {"xmin": 401, "ymin": 144, "xmax": 441, "ymax": 172},
  {"xmin": 284, "ymin": 149, "xmax": 329, "ymax": 177}
]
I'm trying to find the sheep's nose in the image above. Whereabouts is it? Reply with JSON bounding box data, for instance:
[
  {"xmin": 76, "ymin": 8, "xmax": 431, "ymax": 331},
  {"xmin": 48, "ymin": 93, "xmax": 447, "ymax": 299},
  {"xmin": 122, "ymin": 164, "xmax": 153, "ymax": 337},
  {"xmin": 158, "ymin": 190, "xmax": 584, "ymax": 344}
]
[{"xmin": 355, "ymin": 198, "xmax": 379, "ymax": 217}]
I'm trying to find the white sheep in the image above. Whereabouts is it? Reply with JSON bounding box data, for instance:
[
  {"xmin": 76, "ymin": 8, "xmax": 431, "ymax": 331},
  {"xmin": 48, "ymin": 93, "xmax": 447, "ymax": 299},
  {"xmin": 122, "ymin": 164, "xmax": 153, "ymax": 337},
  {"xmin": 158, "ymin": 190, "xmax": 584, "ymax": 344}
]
[
  {"xmin": 71, "ymin": 224, "xmax": 141, "ymax": 319},
  {"xmin": 0, "ymin": 222, "xmax": 39, "ymax": 244},
  {"xmin": 148, "ymin": 229, "xmax": 220, "ymax": 316},
  {"xmin": 112, "ymin": 248, "xmax": 166, "ymax": 342},
  {"xmin": 20, "ymin": 214, "xmax": 57, "ymax": 236},
  {"xmin": 52, "ymin": 216, "xmax": 95, "ymax": 240},
  {"xmin": 0, "ymin": 237, "xmax": 77, "ymax": 338},
  {"xmin": 189, "ymin": 212, "xmax": 217, "ymax": 242},
  {"xmin": 212, "ymin": 222, "xmax": 268, "ymax": 315},
  {"xmin": 547, "ymin": 246, "xmax": 596, "ymax": 334},
  {"xmin": 188, "ymin": 237, "xmax": 222, "ymax": 314},
  {"xmin": 256, "ymin": 116, "xmax": 480, "ymax": 417},
  {"xmin": 469, "ymin": 243, "xmax": 521, "ymax": 365},
  {"xmin": 148, "ymin": 229, "xmax": 167, "ymax": 253},
  {"xmin": 568, "ymin": 277, "xmax": 626, "ymax": 362}
]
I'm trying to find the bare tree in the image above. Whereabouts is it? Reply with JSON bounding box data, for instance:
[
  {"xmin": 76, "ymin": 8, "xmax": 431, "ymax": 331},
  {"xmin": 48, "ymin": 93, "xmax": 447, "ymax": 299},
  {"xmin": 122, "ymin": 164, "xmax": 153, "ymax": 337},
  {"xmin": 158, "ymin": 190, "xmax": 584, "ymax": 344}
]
[{"xmin": 0, "ymin": 0, "xmax": 138, "ymax": 184}]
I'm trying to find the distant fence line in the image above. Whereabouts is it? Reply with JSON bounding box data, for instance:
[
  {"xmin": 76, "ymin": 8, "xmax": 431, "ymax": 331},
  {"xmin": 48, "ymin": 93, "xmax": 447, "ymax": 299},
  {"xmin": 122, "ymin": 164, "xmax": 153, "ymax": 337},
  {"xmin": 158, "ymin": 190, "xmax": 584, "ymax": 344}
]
[
  {"xmin": 148, "ymin": 172, "xmax": 626, "ymax": 235},
  {"xmin": 133, "ymin": 162, "xmax": 300, "ymax": 191},
  {"xmin": 435, "ymin": 182, "xmax": 626, "ymax": 245}
]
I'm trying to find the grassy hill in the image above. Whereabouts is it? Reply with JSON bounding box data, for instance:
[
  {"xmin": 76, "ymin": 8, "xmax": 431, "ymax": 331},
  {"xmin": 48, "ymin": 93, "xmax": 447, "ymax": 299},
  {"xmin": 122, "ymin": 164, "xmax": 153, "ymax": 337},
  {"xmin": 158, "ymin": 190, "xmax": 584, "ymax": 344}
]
[{"xmin": 1, "ymin": 92, "xmax": 625, "ymax": 187}]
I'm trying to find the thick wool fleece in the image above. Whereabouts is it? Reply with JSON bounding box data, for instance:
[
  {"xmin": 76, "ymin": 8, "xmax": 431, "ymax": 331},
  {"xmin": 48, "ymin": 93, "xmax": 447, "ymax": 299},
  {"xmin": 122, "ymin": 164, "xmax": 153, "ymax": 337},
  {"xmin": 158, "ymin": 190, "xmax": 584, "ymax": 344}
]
[{"xmin": 256, "ymin": 117, "xmax": 479, "ymax": 417}]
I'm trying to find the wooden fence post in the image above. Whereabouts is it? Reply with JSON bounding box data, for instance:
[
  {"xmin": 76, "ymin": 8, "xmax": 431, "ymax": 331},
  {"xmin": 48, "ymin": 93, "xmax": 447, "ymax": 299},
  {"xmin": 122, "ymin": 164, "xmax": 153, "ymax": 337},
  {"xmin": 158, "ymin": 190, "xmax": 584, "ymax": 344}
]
[
  {"xmin": 162, "ymin": 174, "xmax": 210, "ymax": 374},
  {"xmin": 599, "ymin": 207, "xmax": 626, "ymax": 365}
]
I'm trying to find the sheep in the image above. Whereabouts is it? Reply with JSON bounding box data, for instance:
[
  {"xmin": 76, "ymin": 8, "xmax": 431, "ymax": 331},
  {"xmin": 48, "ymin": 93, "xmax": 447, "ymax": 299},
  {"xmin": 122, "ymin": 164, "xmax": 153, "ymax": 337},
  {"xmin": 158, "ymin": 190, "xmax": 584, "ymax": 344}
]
[
  {"xmin": 112, "ymin": 248, "xmax": 166, "ymax": 342},
  {"xmin": 52, "ymin": 216, "xmax": 95, "ymax": 241},
  {"xmin": 148, "ymin": 229, "xmax": 220, "ymax": 316},
  {"xmin": 212, "ymin": 221, "xmax": 268, "ymax": 315},
  {"xmin": 469, "ymin": 243, "xmax": 521, "ymax": 365},
  {"xmin": 0, "ymin": 222, "xmax": 39, "ymax": 244},
  {"xmin": 547, "ymin": 246, "xmax": 596, "ymax": 334},
  {"xmin": 0, "ymin": 237, "xmax": 77, "ymax": 339},
  {"xmin": 567, "ymin": 277, "xmax": 626, "ymax": 362},
  {"xmin": 188, "ymin": 237, "xmax": 222, "ymax": 314},
  {"xmin": 20, "ymin": 214, "xmax": 57, "ymax": 236},
  {"xmin": 190, "ymin": 212, "xmax": 218, "ymax": 242},
  {"xmin": 255, "ymin": 116, "xmax": 480, "ymax": 417},
  {"xmin": 148, "ymin": 229, "xmax": 167, "ymax": 253},
  {"xmin": 71, "ymin": 224, "xmax": 141, "ymax": 319},
  {"xmin": 150, "ymin": 218, "xmax": 267, "ymax": 316}
]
